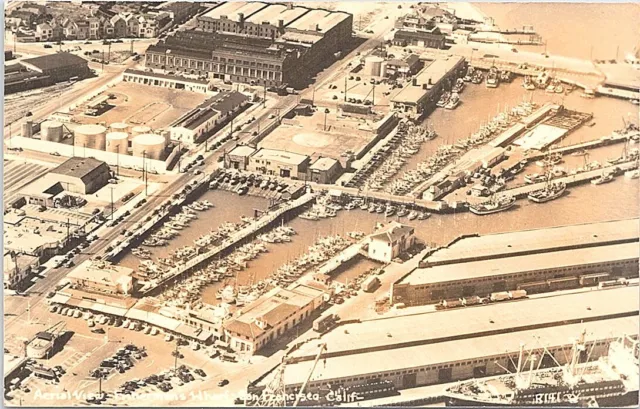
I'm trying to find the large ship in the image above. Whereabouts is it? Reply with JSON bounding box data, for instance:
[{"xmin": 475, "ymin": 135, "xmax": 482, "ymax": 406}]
[
  {"xmin": 469, "ymin": 195, "xmax": 516, "ymax": 215},
  {"xmin": 444, "ymin": 334, "xmax": 639, "ymax": 407},
  {"xmin": 528, "ymin": 181, "xmax": 567, "ymax": 203}
]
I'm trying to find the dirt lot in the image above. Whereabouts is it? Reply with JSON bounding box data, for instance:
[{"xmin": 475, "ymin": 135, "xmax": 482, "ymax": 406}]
[{"xmin": 70, "ymin": 82, "xmax": 209, "ymax": 130}]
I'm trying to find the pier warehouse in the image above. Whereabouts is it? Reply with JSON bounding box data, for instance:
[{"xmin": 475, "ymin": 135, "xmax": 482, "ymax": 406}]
[
  {"xmin": 390, "ymin": 55, "xmax": 466, "ymax": 119},
  {"xmin": 391, "ymin": 220, "xmax": 639, "ymax": 307},
  {"xmin": 144, "ymin": 3, "xmax": 352, "ymax": 88},
  {"xmin": 253, "ymin": 287, "xmax": 638, "ymax": 397}
]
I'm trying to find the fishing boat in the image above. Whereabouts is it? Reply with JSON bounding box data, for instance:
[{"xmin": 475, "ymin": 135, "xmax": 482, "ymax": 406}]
[
  {"xmin": 571, "ymin": 149, "xmax": 588, "ymax": 156},
  {"xmin": 407, "ymin": 210, "xmax": 419, "ymax": 220},
  {"xmin": 528, "ymin": 181, "xmax": 567, "ymax": 203},
  {"xmin": 417, "ymin": 212, "xmax": 431, "ymax": 220},
  {"xmin": 485, "ymin": 67, "xmax": 499, "ymax": 88},
  {"xmin": 452, "ymin": 78, "xmax": 465, "ymax": 93},
  {"xmin": 463, "ymin": 66, "xmax": 474, "ymax": 82},
  {"xmin": 469, "ymin": 195, "xmax": 516, "ymax": 215},
  {"xmin": 509, "ymin": 160, "xmax": 527, "ymax": 176},
  {"xmin": 443, "ymin": 334, "xmax": 639, "ymax": 407},
  {"xmin": 499, "ymin": 70, "xmax": 513, "ymax": 83},
  {"xmin": 524, "ymin": 173, "xmax": 547, "ymax": 184},
  {"xmin": 397, "ymin": 206, "xmax": 409, "ymax": 217},
  {"xmin": 375, "ymin": 204, "xmax": 385, "ymax": 214},
  {"xmin": 436, "ymin": 92, "xmax": 451, "ymax": 108},
  {"xmin": 591, "ymin": 173, "xmax": 614, "ymax": 185},
  {"xmin": 445, "ymin": 92, "xmax": 461, "ymax": 110},
  {"xmin": 624, "ymin": 169, "xmax": 639, "ymax": 179},
  {"xmin": 384, "ymin": 205, "xmax": 396, "ymax": 217},
  {"xmin": 471, "ymin": 71, "xmax": 484, "ymax": 84}
]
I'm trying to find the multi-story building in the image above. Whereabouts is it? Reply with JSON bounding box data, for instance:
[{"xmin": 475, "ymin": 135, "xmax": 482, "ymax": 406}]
[
  {"xmin": 223, "ymin": 284, "xmax": 327, "ymax": 355},
  {"xmin": 3, "ymin": 251, "xmax": 40, "ymax": 290},
  {"xmin": 367, "ymin": 222, "xmax": 415, "ymax": 263},
  {"xmin": 146, "ymin": 3, "xmax": 353, "ymax": 88},
  {"xmin": 247, "ymin": 148, "xmax": 310, "ymax": 179},
  {"xmin": 67, "ymin": 260, "xmax": 135, "ymax": 296}
]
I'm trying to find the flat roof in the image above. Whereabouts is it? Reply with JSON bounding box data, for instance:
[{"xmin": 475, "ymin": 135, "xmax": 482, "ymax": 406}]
[
  {"xmin": 416, "ymin": 55, "xmax": 465, "ymax": 86},
  {"xmin": 202, "ymin": 2, "xmax": 260, "ymax": 21},
  {"xmin": 124, "ymin": 69, "xmax": 208, "ymax": 84},
  {"xmin": 401, "ymin": 242, "xmax": 639, "ymax": 285},
  {"xmin": 246, "ymin": 4, "xmax": 287, "ymax": 25},
  {"xmin": 390, "ymin": 83, "xmax": 428, "ymax": 105},
  {"xmin": 280, "ymin": 317, "xmax": 638, "ymax": 386},
  {"xmin": 309, "ymin": 157, "xmax": 338, "ymax": 171},
  {"xmin": 22, "ymin": 52, "xmax": 87, "ymax": 72},
  {"xmin": 228, "ymin": 145, "xmax": 257, "ymax": 157},
  {"xmin": 287, "ymin": 9, "xmax": 329, "ymax": 31},
  {"xmin": 291, "ymin": 286, "xmax": 639, "ymax": 360},
  {"xmin": 252, "ymin": 148, "xmax": 308, "ymax": 166},
  {"xmin": 425, "ymin": 218, "xmax": 639, "ymax": 266},
  {"xmin": 51, "ymin": 157, "xmax": 107, "ymax": 180}
]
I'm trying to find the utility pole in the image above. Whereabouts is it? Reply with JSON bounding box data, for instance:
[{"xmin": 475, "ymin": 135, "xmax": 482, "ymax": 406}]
[
  {"xmin": 372, "ymin": 82, "xmax": 376, "ymax": 106},
  {"xmin": 66, "ymin": 218, "xmax": 70, "ymax": 244},
  {"xmin": 312, "ymin": 86, "xmax": 315, "ymax": 106},
  {"xmin": 116, "ymin": 146, "xmax": 120, "ymax": 176},
  {"xmin": 110, "ymin": 187, "xmax": 114, "ymax": 220},
  {"xmin": 107, "ymin": 42, "xmax": 111, "ymax": 63},
  {"xmin": 101, "ymin": 49, "xmax": 105, "ymax": 72},
  {"xmin": 142, "ymin": 150, "xmax": 148, "ymax": 196},
  {"xmin": 130, "ymin": 39, "xmax": 134, "ymax": 56},
  {"xmin": 263, "ymin": 85, "xmax": 267, "ymax": 107},
  {"xmin": 344, "ymin": 76, "xmax": 347, "ymax": 102},
  {"xmin": 173, "ymin": 341, "xmax": 180, "ymax": 372}
]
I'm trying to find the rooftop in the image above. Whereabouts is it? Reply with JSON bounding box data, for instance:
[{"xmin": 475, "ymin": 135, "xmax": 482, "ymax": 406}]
[
  {"xmin": 309, "ymin": 157, "xmax": 338, "ymax": 171},
  {"xmin": 370, "ymin": 221, "xmax": 414, "ymax": 243},
  {"xmin": 124, "ymin": 69, "xmax": 208, "ymax": 84},
  {"xmin": 67, "ymin": 260, "xmax": 134, "ymax": 287},
  {"xmin": 401, "ymin": 242, "xmax": 640, "ymax": 285},
  {"xmin": 291, "ymin": 286, "xmax": 638, "ymax": 360},
  {"xmin": 22, "ymin": 52, "xmax": 87, "ymax": 72},
  {"xmin": 251, "ymin": 148, "xmax": 309, "ymax": 166},
  {"xmin": 280, "ymin": 317, "xmax": 638, "ymax": 386},
  {"xmin": 424, "ymin": 218, "xmax": 640, "ymax": 266},
  {"xmin": 206, "ymin": 2, "xmax": 269, "ymax": 23},
  {"xmin": 51, "ymin": 157, "xmax": 108, "ymax": 181},
  {"xmin": 228, "ymin": 145, "xmax": 257, "ymax": 157}
]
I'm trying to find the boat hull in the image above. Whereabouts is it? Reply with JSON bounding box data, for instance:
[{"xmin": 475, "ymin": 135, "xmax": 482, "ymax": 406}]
[{"xmin": 469, "ymin": 201, "xmax": 516, "ymax": 215}]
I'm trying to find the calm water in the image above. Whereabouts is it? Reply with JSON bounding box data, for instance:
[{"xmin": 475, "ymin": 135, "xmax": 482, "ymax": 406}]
[{"xmin": 475, "ymin": 3, "xmax": 640, "ymax": 61}]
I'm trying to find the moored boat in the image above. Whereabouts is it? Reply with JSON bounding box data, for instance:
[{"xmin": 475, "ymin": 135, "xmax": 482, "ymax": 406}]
[
  {"xmin": 469, "ymin": 195, "xmax": 516, "ymax": 215},
  {"xmin": 528, "ymin": 181, "xmax": 567, "ymax": 203}
]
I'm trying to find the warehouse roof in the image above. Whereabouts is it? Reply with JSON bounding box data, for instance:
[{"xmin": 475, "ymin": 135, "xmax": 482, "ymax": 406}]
[
  {"xmin": 401, "ymin": 242, "xmax": 639, "ymax": 285},
  {"xmin": 22, "ymin": 52, "xmax": 87, "ymax": 72},
  {"xmin": 51, "ymin": 157, "xmax": 108, "ymax": 182},
  {"xmin": 202, "ymin": 2, "xmax": 262, "ymax": 21},
  {"xmin": 246, "ymin": 4, "xmax": 287, "ymax": 24},
  {"xmin": 252, "ymin": 148, "xmax": 309, "ymax": 166},
  {"xmin": 279, "ymin": 317, "xmax": 638, "ymax": 387},
  {"xmin": 291, "ymin": 286, "xmax": 639, "ymax": 360},
  {"xmin": 309, "ymin": 157, "xmax": 338, "ymax": 171},
  {"xmin": 124, "ymin": 69, "xmax": 208, "ymax": 84},
  {"xmin": 228, "ymin": 145, "xmax": 257, "ymax": 157},
  {"xmin": 424, "ymin": 218, "xmax": 639, "ymax": 267}
]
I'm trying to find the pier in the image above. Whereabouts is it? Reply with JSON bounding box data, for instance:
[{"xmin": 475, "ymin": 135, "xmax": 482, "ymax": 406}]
[{"xmin": 140, "ymin": 191, "xmax": 318, "ymax": 295}]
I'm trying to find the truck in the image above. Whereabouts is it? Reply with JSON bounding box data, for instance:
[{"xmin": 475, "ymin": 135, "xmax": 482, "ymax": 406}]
[
  {"xmin": 313, "ymin": 314, "xmax": 336, "ymax": 333},
  {"xmin": 361, "ymin": 276, "xmax": 380, "ymax": 292}
]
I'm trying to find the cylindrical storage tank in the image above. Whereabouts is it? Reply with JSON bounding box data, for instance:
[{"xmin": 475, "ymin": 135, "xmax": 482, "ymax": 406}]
[
  {"xmin": 73, "ymin": 124, "xmax": 107, "ymax": 150},
  {"xmin": 364, "ymin": 56, "xmax": 384, "ymax": 77},
  {"xmin": 132, "ymin": 134, "xmax": 165, "ymax": 160},
  {"xmin": 131, "ymin": 125, "xmax": 151, "ymax": 137},
  {"xmin": 22, "ymin": 121, "xmax": 33, "ymax": 138},
  {"xmin": 40, "ymin": 120, "xmax": 64, "ymax": 142},
  {"xmin": 109, "ymin": 122, "xmax": 129, "ymax": 133},
  {"xmin": 160, "ymin": 130, "xmax": 171, "ymax": 146},
  {"xmin": 106, "ymin": 132, "xmax": 130, "ymax": 154},
  {"xmin": 380, "ymin": 61, "xmax": 388, "ymax": 78}
]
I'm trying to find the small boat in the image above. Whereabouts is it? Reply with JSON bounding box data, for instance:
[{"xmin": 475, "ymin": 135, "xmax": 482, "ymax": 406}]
[
  {"xmin": 384, "ymin": 206, "xmax": 396, "ymax": 217},
  {"xmin": 397, "ymin": 206, "xmax": 409, "ymax": 217},
  {"xmin": 375, "ymin": 205, "xmax": 385, "ymax": 214},
  {"xmin": 624, "ymin": 169, "xmax": 639, "ymax": 179},
  {"xmin": 436, "ymin": 92, "xmax": 450, "ymax": 108},
  {"xmin": 571, "ymin": 149, "xmax": 588, "ymax": 156},
  {"xmin": 485, "ymin": 67, "xmax": 499, "ymax": 88},
  {"xmin": 524, "ymin": 173, "xmax": 547, "ymax": 184},
  {"xmin": 591, "ymin": 173, "xmax": 614, "ymax": 185},
  {"xmin": 469, "ymin": 195, "xmax": 516, "ymax": 215},
  {"xmin": 417, "ymin": 212, "xmax": 431, "ymax": 220},
  {"xmin": 528, "ymin": 181, "xmax": 567, "ymax": 203},
  {"xmin": 445, "ymin": 92, "xmax": 460, "ymax": 110},
  {"xmin": 407, "ymin": 210, "xmax": 418, "ymax": 220}
]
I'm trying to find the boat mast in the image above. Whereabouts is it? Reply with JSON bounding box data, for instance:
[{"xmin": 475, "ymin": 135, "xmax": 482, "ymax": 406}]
[{"xmin": 527, "ymin": 353, "xmax": 537, "ymax": 388}]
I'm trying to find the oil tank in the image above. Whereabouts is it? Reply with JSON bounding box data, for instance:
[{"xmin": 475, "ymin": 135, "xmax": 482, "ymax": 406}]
[
  {"xmin": 22, "ymin": 121, "xmax": 33, "ymax": 138},
  {"xmin": 380, "ymin": 61, "xmax": 388, "ymax": 78},
  {"xmin": 131, "ymin": 125, "xmax": 151, "ymax": 137},
  {"xmin": 106, "ymin": 132, "xmax": 130, "ymax": 154},
  {"xmin": 74, "ymin": 124, "xmax": 107, "ymax": 150},
  {"xmin": 109, "ymin": 122, "xmax": 129, "ymax": 133},
  {"xmin": 364, "ymin": 56, "xmax": 384, "ymax": 77},
  {"xmin": 160, "ymin": 130, "xmax": 171, "ymax": 146},
  {"xmin": 132, "ymin": 134, "xmax": 165, "ymax": 160},
  {"xmin": 40, "ymin": 120, "xmax": 64, "ymax": 142}
]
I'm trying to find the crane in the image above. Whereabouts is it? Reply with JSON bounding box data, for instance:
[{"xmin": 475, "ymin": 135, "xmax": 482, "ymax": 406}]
[{"xmin": 293, "ymin": 343, "xmax": 327, "ymax": 407}]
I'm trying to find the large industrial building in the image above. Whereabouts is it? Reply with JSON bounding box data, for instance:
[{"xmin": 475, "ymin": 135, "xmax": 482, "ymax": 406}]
[
  {"xmin": 144, "ymin": 3, "xmax": 352, "ymax": 88},
  {"xmin": 391, "ymin": 219, "xmax": 640, "ymax": 306},
  {"xmin": 252, "ymin": 287, "xmax": 638, "ymax": 398},
  {"xmin": 5, "ymin": 52, "xmax": 90, "ymax": 94}
]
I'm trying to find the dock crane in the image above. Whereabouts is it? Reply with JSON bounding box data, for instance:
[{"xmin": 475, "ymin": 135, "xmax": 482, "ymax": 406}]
[{"xmin": 293, "ymin": 343, "xmax": 327, "ymax": 407}]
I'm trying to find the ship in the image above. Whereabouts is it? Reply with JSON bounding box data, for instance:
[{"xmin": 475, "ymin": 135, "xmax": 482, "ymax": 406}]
[
  {"xmin": 469, "ymin": 195, "xmax": 516, "ymax": 215},
  {"xmin": 444, "ymin": 333, "xmax": 639, "ymax": 407},
  {"xmin": 591, "ymin": 173, "xmax": 614, "ymax": 185},
  {"xmin": 528, "ymin": 181, "xmax": 567, "ymax": 203}
]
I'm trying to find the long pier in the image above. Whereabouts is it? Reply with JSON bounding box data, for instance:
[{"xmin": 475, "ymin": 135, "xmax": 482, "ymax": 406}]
[{"xmin": 140, "ymin": 191, "xmax": 318, "ymax": 295}]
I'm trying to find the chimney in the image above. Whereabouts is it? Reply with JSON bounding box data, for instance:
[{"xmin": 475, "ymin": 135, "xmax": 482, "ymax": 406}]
[
  {"xmin": 412, "ymin": 78, "xmax": 417, "ymax": 86},
  {"xmin": 278, "ymin": 19, "xmax": 284, "ymax": 29},
  {"xmin": 238, "ymin": 12, "xmax": 245, "ymax": 24}
]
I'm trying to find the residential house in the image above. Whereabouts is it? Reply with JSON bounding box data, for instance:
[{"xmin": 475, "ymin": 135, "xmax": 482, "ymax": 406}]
[
  {"xmin": 50, "ymin": 21, "xmax": 64, "ymax": 41},
  {"xmin": 110, "ymin": 15, "xmax": 126, "ymax": 38},
  {"xmin": 367, "ymin": 221, "xmax": 415, "ymax": 263},
  {"xmin": 125, "ymin": 14, "xmax": 139, "ymax": 37},
  {"xmin": 76, "ymin": 21, "xmax": 90, "ymax": 40},
  {"xmin": 137, "ymin": 15, "xmax": 157, "ymax": 38},
  {"xmin": 36, "ymin": 23, "xmax": 53, "ymax": 41},
  {"xmin": 62, "ymin": 20, "xmax": 78, "ymax": 39},
  {"xmin": 88, "ymin": 18, "xmax": 101, "ymax": 40}
]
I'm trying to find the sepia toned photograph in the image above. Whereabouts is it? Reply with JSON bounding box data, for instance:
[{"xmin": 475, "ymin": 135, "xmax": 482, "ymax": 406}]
[{"xmin": 2, "ymin": 1, "xmax": 639, "ymax": 407}]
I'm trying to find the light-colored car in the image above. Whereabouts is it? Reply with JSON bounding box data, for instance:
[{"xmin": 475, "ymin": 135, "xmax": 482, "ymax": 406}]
[
  {"xmin": 66, "ymin": 309, "xmax": 74, "ymax": 317},
  {"xmin": 150, "ymin": 327, "xmax": 158, "ymax": 336},
  {"xmin": 164, "ymin": 334, "xmax": 173, "ymax": 342},
  {"xmin": 88, "ymin": 320, "xmax": 95, "ymax": 327},
  {"xmin": 73, "ymin": 310, "xmax": 82, "ymax": 318}
]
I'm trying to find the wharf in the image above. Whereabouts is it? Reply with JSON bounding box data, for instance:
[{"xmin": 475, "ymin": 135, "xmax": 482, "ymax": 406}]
[
  {"xmin": 310, "ymin": 239, "xmax": 367, "ymax": 278},
  {"xmin": 140, "ymin": 191, "xmax": 318, "ymax": 295},
  {"xmin": 539, "ymin": 129, "xmax": 637, "ymax": 158},
  {"xmin": 450, "ymin": 159, "xmax": 639, "ymax": 206}
]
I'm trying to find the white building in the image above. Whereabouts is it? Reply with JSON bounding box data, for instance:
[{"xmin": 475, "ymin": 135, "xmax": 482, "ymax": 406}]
[
  {"xmin": 3, "ymin": 251, "xmax": 39, "ymax": 290},
  {"xmin": 67, "ymin": 260, "xmax": 135, "ymax": 296},
  {"xmin": 367, "ymin": 221, "xmax": 415, "ymax": 263}
]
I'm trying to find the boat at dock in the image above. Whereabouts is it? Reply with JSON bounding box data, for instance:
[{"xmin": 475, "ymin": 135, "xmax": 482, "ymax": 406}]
[
  {"xmin": 444, "ymin": 334, "xmax": 639, "ymax": 407},
  {"xmin": 407, "ymin": 210, "xmax": 418, "ymax": 220},
  {"xmin": 571, "ymin": 149, "xmax": 588, "ymax": 156},
  {"xmin": 485, "ymin": 67, "xmax": 499, "ymax": 88},
  {"xmin": 437, "ymin": 92, "xmax": 451, "ymax": 108},
  {"xmin": 591, "ymin": 173, "xmax": 614, "ymax": 185},
  {"xmin": 469, "ymin": 195, "xmax": 516, "ymax": 215},
  {"xmin": 445, "ymin": 93, "xmax": 461, "ymax": 110},
  {"xmin": 524, "ymin": 173, "xmax": 547, "ymax": 184},
  {"xmin": 528, "ymin": 181, "xmax": 567, "ymax": 203},
  {"xmin": 624, "ymin": 169, "xmax": 639, "ymax": 179},
  {"xmin": 417, "ymin": 212, "xmax": 430, "ymax": 220},
  {"xmin": 452, "ymin": 78, "xmax": 465, "ymax": 93}
]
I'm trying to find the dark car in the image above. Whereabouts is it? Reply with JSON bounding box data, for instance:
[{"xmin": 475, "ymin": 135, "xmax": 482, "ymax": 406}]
[
  {"xmin": 194, "ymin": 369, "xmax": 206, "ymax": 377},
  {"xmin": 218, "ymin": 379, "xmax": 229, "ymax": 387}
]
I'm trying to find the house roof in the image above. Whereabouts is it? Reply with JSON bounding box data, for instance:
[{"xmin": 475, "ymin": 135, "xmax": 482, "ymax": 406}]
[
  {"xmin": 370, "ymin": 221, "xmax": 414, "ymax": 243},
  {"xmin": 67, "ymin": 260, "xmax": 133, "ymax": 287},
  {"xmin": 22, "ymin": 53, "xmax": 88, "ymax": 72},
  {"xmin": 310, "ymin": 157, "xmax": 338, "ymax": 171},
  {"xmin": 252, "ymin": 148, "xmax": 309, "ymax": 166}
]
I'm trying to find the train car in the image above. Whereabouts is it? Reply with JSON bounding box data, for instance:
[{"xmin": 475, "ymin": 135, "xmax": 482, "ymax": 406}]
[
  {"xmin": 547, "ymin": 276, "xmax": 579, "ymax": 291},
  {"xmin": 517, "ymin": 281, "xmax": 549, "ymax": 294},
  {"xmin": 312, "ymin": 314, "xmax": 336, "ymax": 333},
  {"xmin": 598, "ymin": 278, "xmax": 629, "ymax": 290},
  {"xmin": 579, "ymin": 272, "xmax": 610, "ymax": 287},
  {"xmin": 462, "ymin": 296, "xmax": 482, "ymax": 306},
  {"xmin": 508, "ymin": 290, "xmax": 528, "ymax": 300},
  {"xmin": 442, "ymin": 298, "xmax": 464, "ymax": 309},
  {"xmin": 490, "ymin": 291, "xmax": 511, "ymax": 302}
]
